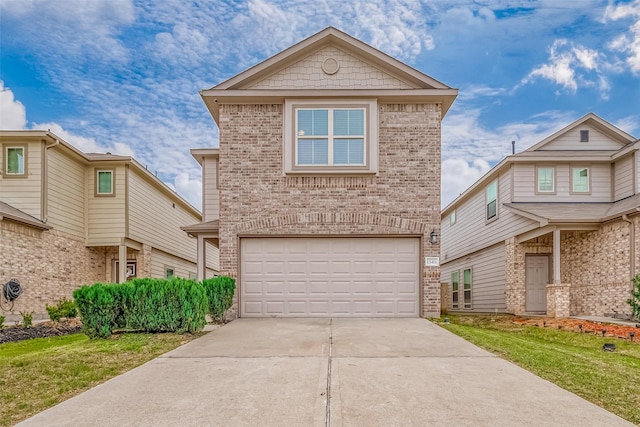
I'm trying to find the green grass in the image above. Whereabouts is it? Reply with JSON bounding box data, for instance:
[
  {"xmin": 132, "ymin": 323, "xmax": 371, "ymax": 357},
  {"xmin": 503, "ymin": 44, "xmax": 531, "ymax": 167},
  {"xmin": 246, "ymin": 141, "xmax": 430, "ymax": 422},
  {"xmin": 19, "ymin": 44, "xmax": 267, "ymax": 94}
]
[
  {"xmin": 0, "ymin": 332, "xmax": 202, "ymax": 427},
  {"xmin": 440, "ymin": 315, "xmax": 640, "ymax": 425}
]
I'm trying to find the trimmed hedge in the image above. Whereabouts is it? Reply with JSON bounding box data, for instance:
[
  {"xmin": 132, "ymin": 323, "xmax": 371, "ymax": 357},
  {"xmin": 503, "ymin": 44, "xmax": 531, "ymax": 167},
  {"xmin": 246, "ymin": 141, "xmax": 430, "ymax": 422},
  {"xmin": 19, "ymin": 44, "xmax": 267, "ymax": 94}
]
[
  {"xmin": 202, "ymin": 276, "xmax": 236, "ymax": 322},
  {"xmin": 73, "ymin": 277, "xmax": 216, "ymax": 338}
]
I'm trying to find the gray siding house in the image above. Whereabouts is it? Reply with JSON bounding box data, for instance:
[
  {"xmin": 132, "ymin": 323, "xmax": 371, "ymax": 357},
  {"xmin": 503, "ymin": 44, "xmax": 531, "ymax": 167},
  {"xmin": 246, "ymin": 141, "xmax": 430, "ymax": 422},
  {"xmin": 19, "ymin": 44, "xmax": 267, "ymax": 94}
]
[{"xmin": 441, "ymin": 113, "xmax": 639, "ymax": 318}]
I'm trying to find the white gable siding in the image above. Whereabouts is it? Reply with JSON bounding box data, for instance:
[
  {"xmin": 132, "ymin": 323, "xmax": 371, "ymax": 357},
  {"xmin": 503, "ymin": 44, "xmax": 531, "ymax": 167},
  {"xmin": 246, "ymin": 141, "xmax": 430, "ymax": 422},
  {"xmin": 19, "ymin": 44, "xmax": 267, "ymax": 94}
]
[
  {"xmin": 614, "ymin": 155, "xmax": 634, "ymax": 201},
  {"xmin": 87, "ymin": 165, "xmax": 126, "ymax": 246},
  {"xmin": 203, "ymin": 156, "xmax": 219, "ymax": 221},
  {"xmin": 46, "ymin": 148, "xmax": 85, "ymax": 237},
  {"xmin": 249, "ymin": 46, "xmax": 414, "ymax": 90},
  {"xmin": 0, "ymin": 141, "xmax": 42, "ymax": 218},
  {"xmin": 512, "ymin": 163, "xmax": 612, "ymax": 202},
  {"xmin": 441, "ymin": 171, "xmax": 538, "ymax": 262},
  {"xmin": 538, "ymin": 125, "xmax": 624, "ymax": 151},
  {"xmin": 441, "ymin": 244, "xmax": 506, "ymax": 313}
]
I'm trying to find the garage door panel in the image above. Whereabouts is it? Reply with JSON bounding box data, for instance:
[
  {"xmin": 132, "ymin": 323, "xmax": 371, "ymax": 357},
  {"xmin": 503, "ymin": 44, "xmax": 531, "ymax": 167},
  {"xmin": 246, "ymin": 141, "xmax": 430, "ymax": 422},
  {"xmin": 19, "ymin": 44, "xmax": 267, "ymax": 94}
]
[{"xmin": 241, "ymin": 237, "xmax": 419, "ymax": 317}]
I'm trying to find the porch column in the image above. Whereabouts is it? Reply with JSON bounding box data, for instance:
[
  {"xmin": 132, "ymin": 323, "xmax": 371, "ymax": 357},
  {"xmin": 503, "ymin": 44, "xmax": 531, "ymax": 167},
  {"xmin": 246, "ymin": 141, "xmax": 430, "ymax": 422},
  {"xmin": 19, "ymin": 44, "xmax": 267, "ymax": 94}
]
[
  {"xmin": 553, "ymin": 228, "xmax": 561, "ymax": 283},
  {"xmin": 118, "ymin": 244, "xmax": 127, "ymax": 284},
  {"xmin": 197, "ymin": 235, "xmax": 206, "ymax": 281}
]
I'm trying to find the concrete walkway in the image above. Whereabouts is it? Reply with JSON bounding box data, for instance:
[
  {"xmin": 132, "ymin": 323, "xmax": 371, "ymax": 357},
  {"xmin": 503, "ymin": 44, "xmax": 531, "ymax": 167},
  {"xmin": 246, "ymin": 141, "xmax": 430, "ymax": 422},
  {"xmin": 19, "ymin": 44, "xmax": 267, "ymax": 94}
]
[{"xmin": 18, "ymin": 318, "xmax": 633, "ymax": 426}]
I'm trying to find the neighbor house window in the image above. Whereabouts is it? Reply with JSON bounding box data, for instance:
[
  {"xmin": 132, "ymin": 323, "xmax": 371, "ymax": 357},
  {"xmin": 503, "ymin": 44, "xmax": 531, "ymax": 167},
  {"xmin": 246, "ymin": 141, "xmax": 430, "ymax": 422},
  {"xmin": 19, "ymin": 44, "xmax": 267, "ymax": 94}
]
[
  {"xmin": 96, "ymin": 169, "xmax": 114, "ymax": 196},
  {"xmin": 580, "ymin": 130, "xmax": 589, "ymax": 142},
  {"xmin": 451, "ymin": 271, "xmax": 459, "ymax": 309},
  {"xmin": 463, "ymin": 268, "xmax": 472, "ymax": 309},
  {"xmin": 165, "ymin": 267, "xmax": 175, "ymax": 279},
  {"xmin": 571, "ymin": 167, "xmax": 590, "ymax": 193},
  {"xmin": 283, "ymin": 99, "xmax": 378, "ymax": 174},
  {"xmin": 536, "ymin": 167, "xmax": 555, "ymax": 193},
  {"xmin": 486, "ymin": 180, "xmax": 498, "ymax": 220},
  {"xmin": 450, "ymin": 209, "xmax": 456, "ymax": 225},
  {"xmin": 3, "ymin": 145, "xmax": 27, "ymax": 177}
]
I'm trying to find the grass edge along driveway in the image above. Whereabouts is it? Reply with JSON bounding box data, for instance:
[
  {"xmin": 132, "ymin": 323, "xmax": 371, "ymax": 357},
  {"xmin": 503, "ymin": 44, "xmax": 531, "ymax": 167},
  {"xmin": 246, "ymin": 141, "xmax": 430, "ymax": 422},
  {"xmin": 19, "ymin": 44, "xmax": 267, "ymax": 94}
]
[
  {"xmin": 0, "ymin": 332, "xmax": 203, "ymax": 427},
  {"xmin": 439, "ymin": 315, "xmax": 640, "ymax": 425}
]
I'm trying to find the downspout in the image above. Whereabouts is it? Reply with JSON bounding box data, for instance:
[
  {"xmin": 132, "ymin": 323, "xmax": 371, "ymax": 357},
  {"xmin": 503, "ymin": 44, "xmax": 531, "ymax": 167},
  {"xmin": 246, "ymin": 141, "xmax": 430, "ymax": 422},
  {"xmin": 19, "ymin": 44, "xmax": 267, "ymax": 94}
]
[
  {"xmin": 42, "ymin": 138, "xmax": 60, "ymax": 223},
  {"xmin": 622, "ymin": 214, "xmax": 635, "ymax": 281}
]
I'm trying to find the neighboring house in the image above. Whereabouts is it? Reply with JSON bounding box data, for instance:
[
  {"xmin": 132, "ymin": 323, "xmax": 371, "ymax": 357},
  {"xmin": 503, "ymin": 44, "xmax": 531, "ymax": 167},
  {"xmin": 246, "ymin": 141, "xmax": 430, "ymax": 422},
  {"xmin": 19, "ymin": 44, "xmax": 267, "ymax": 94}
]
[
  {"xmin": 441, "ymin": 113, "xmax": 640, "ymax": 318},
  {"xmin": 184, "ymin": 27, "xmax": 457, "ymax": 318},
  {"xmin": 0, "ymin": 130, "xmax": 218, "ymax": 319}
]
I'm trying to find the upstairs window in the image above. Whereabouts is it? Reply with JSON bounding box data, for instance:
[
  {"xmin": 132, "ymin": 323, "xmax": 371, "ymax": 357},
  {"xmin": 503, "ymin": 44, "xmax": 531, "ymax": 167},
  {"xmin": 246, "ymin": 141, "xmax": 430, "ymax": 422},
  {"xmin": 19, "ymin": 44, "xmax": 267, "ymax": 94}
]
[
  {"xmin": 536, "ymin": 167, "xmax": 555, "ymax": 193},
  {"xmin": 580, "ymin": 130, "xmax": 589, "ymax": 142},
  {"xmin": 571, "ymin": 167, "xmax": 590, "ymax": 193},
  {"xmin": 284, "ymin": 99, "xmax": 378, "ymax": 174},
  {"xmin": 96, "ymin": 169, "xmax": 114, "ymax": 196},
  {"xmin": 3, "ymin": 145, "xmax": 27, "ymax": 177},
  {"xmin": 450, "ymin": 209, "xmax": 456, "ymax": 225},
  {"xmin": 486, "ymin": 180, "xmax": 498, "ymax": 220}
]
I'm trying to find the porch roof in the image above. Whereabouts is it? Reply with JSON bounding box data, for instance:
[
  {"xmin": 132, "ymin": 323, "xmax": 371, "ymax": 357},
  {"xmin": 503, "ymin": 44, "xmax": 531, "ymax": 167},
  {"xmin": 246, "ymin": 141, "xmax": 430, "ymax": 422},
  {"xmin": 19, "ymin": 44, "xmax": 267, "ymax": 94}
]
[
  {"xmin": 0, "ymin": 201, "xmax": 52, "ymax": 231},
  {"xmin": 180, "ymin": 219, "xmax": 219, "ymax": 235}
]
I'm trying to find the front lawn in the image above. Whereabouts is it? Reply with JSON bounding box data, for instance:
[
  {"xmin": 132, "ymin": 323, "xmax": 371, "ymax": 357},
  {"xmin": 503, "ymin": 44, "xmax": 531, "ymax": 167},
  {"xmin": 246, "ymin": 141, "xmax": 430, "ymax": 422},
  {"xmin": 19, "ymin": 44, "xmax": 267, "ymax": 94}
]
[
  {"xmin": 439, "ymin": 315, "xmax": 640, "ymax": 425},
  {"xmin": 0, "ymin": 332, "xmax": 202, "ymax": 427}
]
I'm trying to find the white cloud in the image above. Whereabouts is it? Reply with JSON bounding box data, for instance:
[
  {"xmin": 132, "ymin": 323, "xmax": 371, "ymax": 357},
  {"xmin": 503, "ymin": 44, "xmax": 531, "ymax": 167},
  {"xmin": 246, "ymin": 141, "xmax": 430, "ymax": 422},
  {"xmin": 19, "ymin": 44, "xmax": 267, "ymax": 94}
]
[
  {"xmin": 173, "ymin": 172, "xmax": 202, "ymax": 210},
  {"xmin": 520, "ymin": 39, "xmax": 608, "ymax": 95},
  {"xmin": 442, "ymin": 158, "xmax": 491, "ymax": 208},
  {"xmin": 0, "ymin": 82, "xmax": 27, "ymax": 129},
  {"xmin": 604, "ymin": 0, "xmax": 640, "ymax": 73}
]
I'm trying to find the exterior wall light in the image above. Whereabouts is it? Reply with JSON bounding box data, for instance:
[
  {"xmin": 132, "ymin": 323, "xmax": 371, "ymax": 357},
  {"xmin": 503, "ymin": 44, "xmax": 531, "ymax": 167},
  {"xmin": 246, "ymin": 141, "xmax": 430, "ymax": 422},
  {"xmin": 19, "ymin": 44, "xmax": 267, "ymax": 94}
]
[{"xmin": 430, "ymin": 231, "xmax": 438, "ymax": 245}]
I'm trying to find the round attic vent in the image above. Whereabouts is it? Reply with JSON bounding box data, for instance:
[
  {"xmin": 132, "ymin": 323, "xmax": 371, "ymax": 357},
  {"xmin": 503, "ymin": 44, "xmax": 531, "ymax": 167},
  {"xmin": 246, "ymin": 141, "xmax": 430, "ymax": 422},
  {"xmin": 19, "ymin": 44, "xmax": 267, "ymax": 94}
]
[{"xmin": 322, "ymin": 57, "xmax": 340, "ymax": 75}]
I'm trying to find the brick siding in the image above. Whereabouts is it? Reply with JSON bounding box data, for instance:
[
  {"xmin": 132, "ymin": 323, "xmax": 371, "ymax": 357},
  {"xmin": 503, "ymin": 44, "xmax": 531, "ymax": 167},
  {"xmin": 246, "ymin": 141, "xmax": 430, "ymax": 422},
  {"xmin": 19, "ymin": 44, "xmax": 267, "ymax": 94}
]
[{"xmin": 218, "ymin": 103, "xmax": 442, "ymax": 317}]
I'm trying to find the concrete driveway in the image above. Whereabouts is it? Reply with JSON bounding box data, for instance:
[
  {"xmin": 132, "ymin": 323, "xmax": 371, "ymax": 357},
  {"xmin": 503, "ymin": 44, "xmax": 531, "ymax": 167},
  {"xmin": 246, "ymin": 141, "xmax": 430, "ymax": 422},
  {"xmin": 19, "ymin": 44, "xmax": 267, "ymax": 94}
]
[{"xmin": 18, "ymin": 318, "xmax": 633, "ymax": 426}]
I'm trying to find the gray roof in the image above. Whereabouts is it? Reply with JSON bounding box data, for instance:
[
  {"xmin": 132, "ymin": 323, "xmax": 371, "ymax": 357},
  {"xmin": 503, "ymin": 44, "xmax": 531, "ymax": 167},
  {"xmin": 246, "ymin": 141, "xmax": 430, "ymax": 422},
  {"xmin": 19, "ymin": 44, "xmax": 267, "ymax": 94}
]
[
  {"xmin": 504, "ymin": 193, "xmax": 640, "ymax": 224},
  {"xmin": 181, "ymin": 219, "xmax": 219, "ymax": 235},
  {"xmin": 0, "ymin": 201, "xmax": 52, "ymax": 230}
]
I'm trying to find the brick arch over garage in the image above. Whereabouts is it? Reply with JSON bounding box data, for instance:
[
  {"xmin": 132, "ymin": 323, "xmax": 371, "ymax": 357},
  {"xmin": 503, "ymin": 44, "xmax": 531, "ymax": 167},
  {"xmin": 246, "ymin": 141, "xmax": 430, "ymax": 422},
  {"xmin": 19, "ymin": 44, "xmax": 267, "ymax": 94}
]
[{"xmin": 234, "ymin": 212, "xmax": 429, "ymax": 235}]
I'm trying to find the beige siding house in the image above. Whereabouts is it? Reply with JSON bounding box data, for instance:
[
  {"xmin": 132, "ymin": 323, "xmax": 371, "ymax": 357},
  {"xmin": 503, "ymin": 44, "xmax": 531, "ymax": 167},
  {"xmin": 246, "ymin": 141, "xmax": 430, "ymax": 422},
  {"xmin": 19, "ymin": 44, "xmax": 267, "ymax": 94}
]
[
  {"xmin": 441, "ymin": 113, "xmax": 639, "ymax": 318},
  {"xmin": 185, "ymin": 27, "xmax": 458, "ymax": 318},
  {"xmin": 0, "ymin": 131, "xmax": 218, "ymax": 319}
]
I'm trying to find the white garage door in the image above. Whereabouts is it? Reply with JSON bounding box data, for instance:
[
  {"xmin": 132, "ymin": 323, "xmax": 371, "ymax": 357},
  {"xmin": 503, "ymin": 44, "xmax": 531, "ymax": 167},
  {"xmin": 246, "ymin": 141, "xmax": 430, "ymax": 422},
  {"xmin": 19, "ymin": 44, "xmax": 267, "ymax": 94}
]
[{"xmin": 240, "ymin": 237, "xmax": 420, "ymax": 317}]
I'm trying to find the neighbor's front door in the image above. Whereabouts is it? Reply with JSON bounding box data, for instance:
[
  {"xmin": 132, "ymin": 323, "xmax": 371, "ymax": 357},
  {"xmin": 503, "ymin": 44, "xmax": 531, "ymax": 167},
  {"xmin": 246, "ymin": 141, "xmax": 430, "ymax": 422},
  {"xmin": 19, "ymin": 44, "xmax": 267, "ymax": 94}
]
[{"xmin": 525, "ymin": 255, "xmax": 549, "ymax": 312}]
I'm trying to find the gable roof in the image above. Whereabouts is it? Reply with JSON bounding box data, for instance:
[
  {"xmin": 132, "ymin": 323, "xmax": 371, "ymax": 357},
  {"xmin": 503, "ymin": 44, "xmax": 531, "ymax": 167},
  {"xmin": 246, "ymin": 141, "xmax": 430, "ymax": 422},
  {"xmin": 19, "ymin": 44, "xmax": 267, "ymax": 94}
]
[
  {"xmin": 526, "ymin": 113, "xmax": 636, "ymax": 152},
  {"xmin": 201, "ymin": 27, "xmax": 458, "ymax": 124},
  {"xmin": 442, "ymin": 113, "xmax": 638, "ymax": 216},
  {"xmin": 0, "ymin": 201, "xmax": 52, "ymax": 230}
]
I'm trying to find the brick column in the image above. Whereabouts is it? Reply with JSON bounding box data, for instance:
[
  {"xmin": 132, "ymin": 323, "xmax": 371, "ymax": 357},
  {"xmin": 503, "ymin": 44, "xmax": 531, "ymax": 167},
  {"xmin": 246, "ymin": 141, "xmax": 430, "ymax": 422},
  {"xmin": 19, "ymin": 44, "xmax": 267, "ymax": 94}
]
[{"xmin": 546, "ymin": 283, "xmax": 571, "ymax": 318}]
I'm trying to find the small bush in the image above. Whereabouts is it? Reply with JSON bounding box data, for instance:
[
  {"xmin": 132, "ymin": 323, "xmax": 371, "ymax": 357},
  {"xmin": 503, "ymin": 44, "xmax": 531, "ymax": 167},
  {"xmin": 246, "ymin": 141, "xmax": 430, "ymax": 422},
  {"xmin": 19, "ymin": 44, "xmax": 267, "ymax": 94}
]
[
  {"xmin": 46, "ymin": 298, "xmax": 78, "ymax": 321},
  {"xmin": 628, "ymin": 274, "xmax": 640, "ymax": 322},
  {"xmin": 202, "ymin": 276, "xmax": 236, "ymax": 323},
  {"xmin": 0, "ymin": 315, "xmax": 4, "ymax": 329},
  {"xmin": 74, "ymin": 278, "xmax": 208, "ymax": 338},
  {"xmin": 20, "ymin": 311, "xmax": 33, "ymax": 329}
]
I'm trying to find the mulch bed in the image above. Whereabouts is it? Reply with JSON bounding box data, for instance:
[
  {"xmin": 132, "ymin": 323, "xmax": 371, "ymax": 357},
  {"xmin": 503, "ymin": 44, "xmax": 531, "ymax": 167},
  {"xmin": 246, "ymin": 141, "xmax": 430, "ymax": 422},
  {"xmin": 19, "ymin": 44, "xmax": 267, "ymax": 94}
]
[
  {"xmin": 513, "ymin": 317, "xmax": 639, "ymax": 341},
  {"xmin": 0, "ymin": 318, "xmax": 83, "ymax": 344}
]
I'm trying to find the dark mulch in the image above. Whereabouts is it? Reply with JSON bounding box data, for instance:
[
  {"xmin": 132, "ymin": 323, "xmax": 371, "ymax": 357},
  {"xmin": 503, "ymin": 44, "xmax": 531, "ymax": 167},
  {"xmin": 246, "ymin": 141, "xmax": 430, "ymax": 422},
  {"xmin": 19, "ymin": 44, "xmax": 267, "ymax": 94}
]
[{"xmin": 0, "ymin": 318, "xmax": 83, "ymax": 344}]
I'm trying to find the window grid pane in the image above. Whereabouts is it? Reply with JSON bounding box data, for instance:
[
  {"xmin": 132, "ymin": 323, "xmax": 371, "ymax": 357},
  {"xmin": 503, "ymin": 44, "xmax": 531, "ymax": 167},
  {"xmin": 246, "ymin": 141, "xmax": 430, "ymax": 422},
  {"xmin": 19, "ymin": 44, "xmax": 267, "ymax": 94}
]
[
  {"xmin": 334, "ymin": 138, "xmax": 364, "ymax": 165},
  {"xmin": 572, "ymin": 168, "xmax": 589, "ymax": 192},
  {"xmin": 298, "ymin": 110, "xmax": 328, "ymax": 136},
  {"xmin": 98, "ymin": 171, "xmax": 113, "ymax": 194},
  {"xmin": 298, "ymin": 139, "xmax": 329, "ymax": 165},
  {"xmin": 333, "ymin": 109, "xmax": 364, "ymax": 136},
  {"xmin": 6, "ymin": 148, "xmax": 24, "ymax": 174}
]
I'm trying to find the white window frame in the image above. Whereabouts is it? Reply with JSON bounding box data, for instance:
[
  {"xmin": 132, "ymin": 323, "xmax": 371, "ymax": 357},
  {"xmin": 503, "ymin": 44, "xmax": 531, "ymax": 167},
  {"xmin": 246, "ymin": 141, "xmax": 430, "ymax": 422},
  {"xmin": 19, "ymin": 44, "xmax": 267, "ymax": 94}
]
[
  {"xmin": 450, "ymin": 209, "xmax": 456, "ymax": 225},
  {"xmin": 463, "ymin": 268, "xmax": 472, "ymax": 309},
  {"xmin": 580, "ymin": 130, "xmax": 589, "ymax": 142},
  {"xmin": 451, "ymin": 271, "xmax": 459, "ymax": 309},
  {"xmin": 165, "ymin": 267, "xmax": 175, "ymax": 279},
  {"xmin": 486, "ymin": 180, "xmax": 498, "ymax": 221},
  {"xmin": 283, "ymin": 99, "xmax": 378, "ymax": 174},
  {"xmin": 536, "ymin": 166, "xmax": 555, "ymax": 194},
  {"xmin": 96, "ymin": 169, "xmax": 115, "ymax": 196},
  {"xmin": 571, "ymin": 166, "xmax": 590, "ymax": 194},
  {"xmin": 3, "ymin": 144, "xmax": 27, "ymax": 177}
]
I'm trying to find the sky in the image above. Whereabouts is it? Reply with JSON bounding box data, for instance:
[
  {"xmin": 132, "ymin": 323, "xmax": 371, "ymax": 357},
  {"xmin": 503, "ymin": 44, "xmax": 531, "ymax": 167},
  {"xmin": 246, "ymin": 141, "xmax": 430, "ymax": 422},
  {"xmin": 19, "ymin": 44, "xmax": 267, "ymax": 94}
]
[{"xmin": 1, "ymin": 0, "xmax": 639, "ymax": 210}]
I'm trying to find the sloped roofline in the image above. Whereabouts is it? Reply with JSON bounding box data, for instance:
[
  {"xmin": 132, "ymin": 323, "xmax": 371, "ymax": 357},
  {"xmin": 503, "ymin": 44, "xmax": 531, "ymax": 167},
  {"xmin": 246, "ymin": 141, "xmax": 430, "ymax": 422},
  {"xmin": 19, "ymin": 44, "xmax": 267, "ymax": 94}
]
[
  {"xmin": 441, "ymin": 113, "xmax": 638, "ymax": 217},
  {"xmin": 0, "ymin": 130, "xmax": 201, "ymax": 218},
  {"xmin": 526, "ymin": 112, "xmax": 636, "ymax": 152},
  {"xmin": 210, "ymin": 26, "xmax": 452, "ymax": 91}
]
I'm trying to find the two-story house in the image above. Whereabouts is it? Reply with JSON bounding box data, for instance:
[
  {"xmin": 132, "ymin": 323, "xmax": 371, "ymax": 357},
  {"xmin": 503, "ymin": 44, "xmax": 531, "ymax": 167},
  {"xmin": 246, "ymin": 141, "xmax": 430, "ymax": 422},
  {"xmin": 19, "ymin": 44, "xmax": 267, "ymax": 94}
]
[
  {"xmin": 184, "ymin": 27, "xmax": 457, "ymax": 318},
  {"xmin": 0, "ymin": 130, "xmax": 218, "ymax": 319},
  {"xmin": 441, "ymin": 113, "xmax": 639, "ymax": 318}
]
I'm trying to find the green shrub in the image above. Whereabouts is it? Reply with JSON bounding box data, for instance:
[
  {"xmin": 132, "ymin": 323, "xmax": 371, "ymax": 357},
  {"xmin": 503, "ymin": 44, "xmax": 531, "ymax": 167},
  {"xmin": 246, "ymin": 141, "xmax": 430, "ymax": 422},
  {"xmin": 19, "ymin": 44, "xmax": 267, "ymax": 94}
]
[
  {"xmin": 46, "ymin": 298, "xmax": 78, "ymax": 321},
  {"xmin": 74, "ymin": 278, "xmax": 208, "ymax": 338},
  {"xmin": 202, "ymin": 276, "xmax": 236, "ymax": 323},
  {"xmin": 20, "ymin": 311, "xmax": 33, "ymax": 329},
  {"xmin": 0, "ymin": 315, "xmax": 4, "ymax": 329},
  {"xmin": 628, "ymin": 274, "xmax": 640, "ymax": 322}
]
